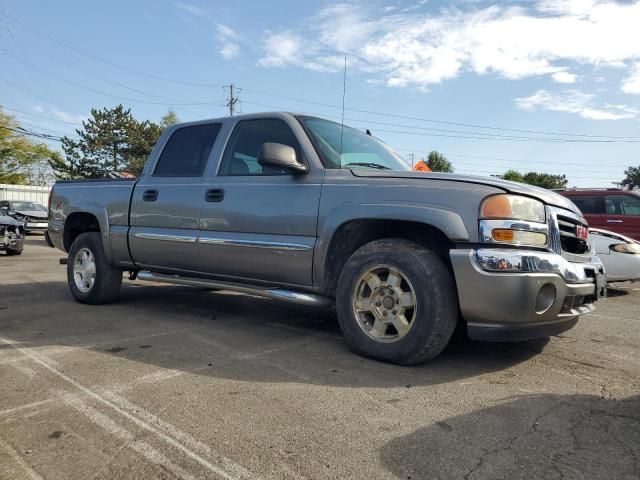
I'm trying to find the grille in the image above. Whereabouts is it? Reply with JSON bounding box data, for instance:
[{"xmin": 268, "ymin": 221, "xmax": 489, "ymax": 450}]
[{"xmin": 556, "ymin": 214, "xmax": 589, "ymax": 255}]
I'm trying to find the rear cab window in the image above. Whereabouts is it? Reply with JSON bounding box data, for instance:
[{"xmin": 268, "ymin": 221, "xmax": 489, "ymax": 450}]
[{"xmin": 153, "ymin": 123, "xmax": 222, "ymax": 177}]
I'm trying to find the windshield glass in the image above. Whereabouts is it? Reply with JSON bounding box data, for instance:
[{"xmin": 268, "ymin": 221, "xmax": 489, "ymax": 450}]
[
  {"xmin": 12, "ymin": 201, "xmax": 46, "ymax": 211},
  {"xmin": 299, "ymin": 116, "xmax": 410, "ymax": 171}
]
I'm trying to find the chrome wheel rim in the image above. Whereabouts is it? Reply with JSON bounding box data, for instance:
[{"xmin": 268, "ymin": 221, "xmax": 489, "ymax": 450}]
[
  {"xmin": 73, "ymin": 248, "xmax": 96, "ymax": 293},
  {"xmin": 352, "ymin": 264, "xmax": 417, "ymax": 343}
]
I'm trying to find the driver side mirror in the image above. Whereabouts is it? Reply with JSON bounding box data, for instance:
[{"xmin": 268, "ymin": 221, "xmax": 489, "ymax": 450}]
[{"xmin": 258, "ymin": 143, "xmax": 307, "ymax": 174}]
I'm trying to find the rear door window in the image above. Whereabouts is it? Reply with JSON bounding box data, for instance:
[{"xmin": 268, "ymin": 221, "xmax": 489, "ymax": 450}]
[
  {"xmin": 567, "ymin": 195, "xmax": 602, "ymax": 214},
  {"xmin": 605, "ymin": 194, "xmax": 640, "ymax": 216},
  {"xmin": 153, "ymin": 124, "xmax": 221, "ymax": 177}
]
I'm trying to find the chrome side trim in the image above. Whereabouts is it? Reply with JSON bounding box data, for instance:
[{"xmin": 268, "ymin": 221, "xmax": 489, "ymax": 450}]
[
  {"xmin": 474, "ymin": 248, "xmax": 604, "ymax": 284},
  {"xmin": 133, "ymin": 232, "xmax": 197, "ymax": 243},
  {"xmin": 136, "ymin": 271, "xmax": 332, "ymax": 307},
  {"xmin": 197, "ymin": 237, "xmax": 312, "ymax": 251}
]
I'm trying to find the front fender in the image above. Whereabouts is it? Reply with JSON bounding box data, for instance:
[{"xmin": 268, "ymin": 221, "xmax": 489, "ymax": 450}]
[{"xmin": 313, "ymin": 202, "xmax": 470, "ymax": 288}]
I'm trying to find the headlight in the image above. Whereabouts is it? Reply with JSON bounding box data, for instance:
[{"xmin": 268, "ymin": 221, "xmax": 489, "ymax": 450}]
[
  {"xmin": 610, "ymin": 243, "xmax": 640, "ymax": 254},
  {"xmin": 480, "ymin": 194, "xmax": 546, "ymax": 223}
]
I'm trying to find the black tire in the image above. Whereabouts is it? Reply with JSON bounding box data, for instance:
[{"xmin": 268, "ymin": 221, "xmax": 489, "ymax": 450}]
[
  {"xmin": 5, "ymin": 248, "xmax": 22, "ymax": 256},
  {"xmin": 336, "ymin": 239, "xmax": 458, "ymax": 365},
  {"xmin": 67, "ymin": 232, "xmax": 122, "ymax": 304}
]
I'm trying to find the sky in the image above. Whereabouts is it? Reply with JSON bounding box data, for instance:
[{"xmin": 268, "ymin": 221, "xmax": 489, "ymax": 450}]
[{"xmin": 1, "ymin": 0, "xmax": 639, "ymax": 187}]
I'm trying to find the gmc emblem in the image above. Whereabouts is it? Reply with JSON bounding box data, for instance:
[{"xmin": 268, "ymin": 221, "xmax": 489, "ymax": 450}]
[{"xmin": 576, "ymin": 225, "xmax": 588, "ymax": 240}]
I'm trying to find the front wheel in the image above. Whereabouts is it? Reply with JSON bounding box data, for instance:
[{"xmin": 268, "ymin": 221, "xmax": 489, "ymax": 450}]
[
  {"xmin": 336, "ymin": 239, "xmax": 458, "ymax": 365},
  {"xmin": 67, "ymin": 232, "xmax": 122, "ymax": 304}
]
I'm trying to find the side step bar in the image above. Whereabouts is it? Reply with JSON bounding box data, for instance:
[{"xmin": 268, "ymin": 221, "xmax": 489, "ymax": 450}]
[{"xmin": 136, "ymin": 271, "xmax": 333, "ymax": 307}]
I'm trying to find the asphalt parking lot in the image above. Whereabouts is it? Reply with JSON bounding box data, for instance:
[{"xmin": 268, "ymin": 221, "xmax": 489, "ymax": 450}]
[{"xmin": 1, "ymin": 237, "xmax": 639, "ymax": 480}]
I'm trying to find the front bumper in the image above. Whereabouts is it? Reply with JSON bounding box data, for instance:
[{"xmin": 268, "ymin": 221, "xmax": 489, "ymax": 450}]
[
  {"xmin": 0, "ymin": 230, "xmax": 24, "ymax": 251},
  {"xmin": 450, "ymin": 248, "xmax": 606, "ymax": 341}
]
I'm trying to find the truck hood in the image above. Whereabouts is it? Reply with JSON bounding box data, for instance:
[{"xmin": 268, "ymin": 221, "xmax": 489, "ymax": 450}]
[{"xmin": 351, "ymin": 170, "xmax": 581, "ymax": 215}]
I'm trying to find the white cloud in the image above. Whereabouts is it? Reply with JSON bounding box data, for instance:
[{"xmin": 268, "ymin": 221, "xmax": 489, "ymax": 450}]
[
  {"xmin": 174, "ymin": 2, "xmax": 208, "ymax": 18},
  {"xmin": 515, "ymin": 89, "xmax": 638, "ymax": 120},
  {"xmin": 215, "ymin": 23, "xmax": 240, "ymax": 60},
  {"xmin": 258, "ymin": 32, "xmax": 303, "ymax": 68},
  {"xmin": 621, "ymin": 63, "xmax": 640, "ymax": 94},
  {"xmin": 174, "ymin": 3, "xmax": 241, "ymax": 60},
  {"xmin": 258, "ymin": 1, "xmax": 640, "ymax": 91},
  {"xmin": 551, "ymin": 71, "xmax": 578, "ymax": 84},
  {"xmin": 51, "ymin": 109, "xmax": 86, "ymax": 125}
]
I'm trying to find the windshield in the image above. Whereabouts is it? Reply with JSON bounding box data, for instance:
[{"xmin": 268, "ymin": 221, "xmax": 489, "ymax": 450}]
[
  {"xmin": 12, "ymin": 201, "xmax": 46, "ymax": 211},
  {"xmin": 299, "ymin": 116, "xmax": 410, "ymax": 171}
]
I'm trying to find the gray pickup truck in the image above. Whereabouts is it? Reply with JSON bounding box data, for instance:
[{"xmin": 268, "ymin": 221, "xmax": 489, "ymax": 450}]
[{"xmin": 48, "ymin": 112, "xmax": 606, "ymax": 364}]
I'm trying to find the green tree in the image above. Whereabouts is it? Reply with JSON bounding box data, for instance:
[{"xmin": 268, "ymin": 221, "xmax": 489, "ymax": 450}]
[
  {"xmin": 501, "ymin": 169, "xmax": 523, "ymax": 183},
  {"xmin": 160, "ymin": 109, "xmax": 179, "ymax": 128},
  {"xmin": 621, "ymin": 166, "xmax": 640, "ymax": 189},
  {"xmin": 425, "ymin": 150, "xmax": 454, "ymax": 172},
  {"xmin": 0, "ymin": 108, "xmax": 61, "ymax": 184},
  {"xmin": 50, "ymin": 105, "xmax": 136, "ymax": 179},
  {"xmin": 501, "ymin": 170, "xmax": 568, "ymax": 189},
  {"xmin": 50, "ymin": 106, "xmax": 178, "ymax": 179}
]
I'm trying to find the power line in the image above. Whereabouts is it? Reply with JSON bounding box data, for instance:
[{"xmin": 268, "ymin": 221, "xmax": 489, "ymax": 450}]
[
  {"xmin": 241, "ymin": 100, "xmax": 640, "ymax": 144},
  {"xmin": 3, "ymin": 13, "xmax": 226, "ymax": 88},
  {"xmin": 5, "ymin": 14, "xmax": 638, "ymax": 141},
  {"xmin": 1, "ymin": 54, "xmax": 223, "ymax": 107},
  {"xmin": 0, "ymin": 105, "xmax": 83, "ymax": 127},
  {"xmin": 240, "ymin": 88, "xmax": 640, "ymax": 140}
]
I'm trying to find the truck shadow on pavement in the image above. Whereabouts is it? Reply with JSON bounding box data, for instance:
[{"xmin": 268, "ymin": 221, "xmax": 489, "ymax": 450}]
[
  {"xmin": 379, "ymin": 393, "xmax": 640, "ymax": 480},
  {"xmin": 2, "ymin": 280, "xmax": 551, "ymax": 388}
]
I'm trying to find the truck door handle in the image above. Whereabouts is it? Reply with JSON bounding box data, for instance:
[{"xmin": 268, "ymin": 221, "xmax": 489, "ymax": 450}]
[
  {"xmin": 143, "ymin": 189, "xmax": 158, "ymax": 202},
  {"xmin": 205, "ymin": 189, "xmax": 224, "ymax": 202},
  {"xmin": 607, "ymin": 219, "xmax": 623, "ymax": 223}
]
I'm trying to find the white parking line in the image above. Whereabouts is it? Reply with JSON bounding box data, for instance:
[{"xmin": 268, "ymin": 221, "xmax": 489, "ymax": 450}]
[
  {"xmin": 65, "ymin": 396, "xmax": 198, "ymax": 480},
  {"xmin": 0, "ymin": 334, "xmax": 256, "ymax": 480},
  {"xmin": 0, "ymin": 435, "xmax": 44, "ymax": 480}
]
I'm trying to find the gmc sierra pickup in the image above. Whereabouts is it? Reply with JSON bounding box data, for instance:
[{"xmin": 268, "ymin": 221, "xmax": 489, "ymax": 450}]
[{"xmin": 48, "ymin": 112, "xmax": 606, "ymax": 364}]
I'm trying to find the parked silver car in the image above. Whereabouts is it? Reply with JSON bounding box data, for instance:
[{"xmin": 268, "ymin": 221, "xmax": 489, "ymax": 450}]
[{"xmin": 590, "ymin": 228, "xmax": 640, "ymax": 283}]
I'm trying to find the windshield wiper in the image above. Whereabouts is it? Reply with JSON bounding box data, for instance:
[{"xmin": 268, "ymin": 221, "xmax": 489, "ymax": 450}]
[{"xmin": 343, "ymin": 162, "xmax": 391, "ymax": 170}]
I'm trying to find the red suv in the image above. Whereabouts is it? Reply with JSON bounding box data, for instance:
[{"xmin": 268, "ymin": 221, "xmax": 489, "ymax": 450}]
[{"xmin": 560, "ymin": 189, "xmax": 640, "ymax": 240}]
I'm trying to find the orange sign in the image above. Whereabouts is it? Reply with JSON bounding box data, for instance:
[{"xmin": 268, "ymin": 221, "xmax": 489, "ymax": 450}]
[{"xmin": 413, "ymin": 160, "xmax": 432, "ymax": 172}]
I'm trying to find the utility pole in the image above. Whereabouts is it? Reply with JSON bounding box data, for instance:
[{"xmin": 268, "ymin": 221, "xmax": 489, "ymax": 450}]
[
  {"xmin": 408, "ymin": 153, "xmax": 415, "ymax": 167},
  {"xmin": 225, "ymin": 84, "xmax": 239, "ymax": 116}
]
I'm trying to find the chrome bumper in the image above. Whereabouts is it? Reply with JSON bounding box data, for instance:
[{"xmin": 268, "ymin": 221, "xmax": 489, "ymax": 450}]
[{"xmin": 450, "ymin": 248, "xmax": 606, "ymax": 341}]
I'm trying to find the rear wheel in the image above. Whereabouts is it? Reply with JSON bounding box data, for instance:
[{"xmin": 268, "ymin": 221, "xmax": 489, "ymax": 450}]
[
  {"xmin": 336, "ymin": 239, "xmax": 458, "ymax": 365},
  {"xmin": 5, "ymin": 247, "xmax": 22, "ymax": 256},
  {"xmin": 67, "ymin": 232, "xmax": 122, "ymax": 304}
]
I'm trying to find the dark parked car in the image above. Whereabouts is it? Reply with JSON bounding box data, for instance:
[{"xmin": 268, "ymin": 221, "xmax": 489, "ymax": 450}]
[
  {"xmin": 0, "ymin": 200, "xmax": 49, "ymax": 233},
  {"xmin": 560, "ymin": 189, "xmax": 640, "ymax": 241},
  {"xmin": 0, "ymin": 213, "xmax": 24, "ymax": 255}
]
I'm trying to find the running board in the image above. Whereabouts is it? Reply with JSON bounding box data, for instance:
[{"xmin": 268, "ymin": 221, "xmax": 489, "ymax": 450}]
[{"xmin": 136, "ymin": 271, "xmax": 333, "ymax": 307}]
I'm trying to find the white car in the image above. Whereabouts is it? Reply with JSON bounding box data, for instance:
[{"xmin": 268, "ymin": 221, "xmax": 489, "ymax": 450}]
[{"xmin": 590, "ymin": 228, "xmax": 640, "ymax": 282}]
